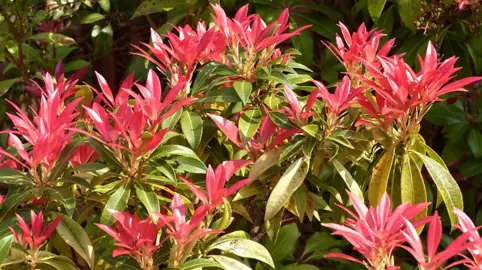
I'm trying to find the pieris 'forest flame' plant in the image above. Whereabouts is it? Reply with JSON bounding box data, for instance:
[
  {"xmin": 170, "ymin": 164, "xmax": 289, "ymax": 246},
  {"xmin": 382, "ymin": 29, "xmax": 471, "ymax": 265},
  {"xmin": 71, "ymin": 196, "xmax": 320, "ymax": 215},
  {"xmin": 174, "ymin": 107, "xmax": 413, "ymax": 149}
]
[{"xmin": 0, "ymin": 3, "xmax": 481, "ymax": 270}]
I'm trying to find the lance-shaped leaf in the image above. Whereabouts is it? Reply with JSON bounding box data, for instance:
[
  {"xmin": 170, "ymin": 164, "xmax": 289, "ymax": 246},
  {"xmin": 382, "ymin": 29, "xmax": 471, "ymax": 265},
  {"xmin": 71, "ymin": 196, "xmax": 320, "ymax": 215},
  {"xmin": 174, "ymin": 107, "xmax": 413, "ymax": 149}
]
[
  {"xmin": 411, "ymin": 151, "xmax": 463, "ymax": 227},
  {"xmin": 239, "ymin": 109, "xmax": 262, "ymax": 145},
  {"xmin": 100, "ymin": 183, "xmax": 131, "ymax": 225},
  {"xmin": 401, "ymin": 153, "xmax": 427, "ymax": 220},
  {"xmin": 265, "ymin": 157, "xmax": 309, "ymax": 220},
  {"xmin": 208, "ymin": 238, "xmax": 275, "ymax": 268},
  {"xmin": 51, "ymin": 212, "xmax": 95, "ymax": 268},
  {"xmin": 233, "ymin": 81, "xmax": 253, "ymax": 105},
  {"xmin": 332, "ymin": 159, "xmax": 364, "ymax": 200},
  {"xmin": 180, "ymin": 111, "xmax": 203, "ymax": 149},
  {"xmin": 368, "ymin": 146, "xmax": 395, "ymax": 206}
]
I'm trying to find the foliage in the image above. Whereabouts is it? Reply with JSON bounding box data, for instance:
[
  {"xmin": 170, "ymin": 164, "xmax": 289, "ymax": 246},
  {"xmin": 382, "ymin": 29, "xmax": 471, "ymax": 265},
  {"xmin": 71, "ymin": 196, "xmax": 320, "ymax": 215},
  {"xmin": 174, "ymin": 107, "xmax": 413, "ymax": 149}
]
[{"xmin": 0, "ymin": 1, "xmax": 481, "ymax": 270}]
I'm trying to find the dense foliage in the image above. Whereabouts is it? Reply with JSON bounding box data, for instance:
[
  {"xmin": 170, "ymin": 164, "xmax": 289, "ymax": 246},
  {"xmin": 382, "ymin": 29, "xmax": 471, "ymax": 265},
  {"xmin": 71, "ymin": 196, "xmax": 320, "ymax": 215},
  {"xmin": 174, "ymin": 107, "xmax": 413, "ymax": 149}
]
[{"xmin": 0, "ymin": 0, "xmax": 482, "ymax": 269}]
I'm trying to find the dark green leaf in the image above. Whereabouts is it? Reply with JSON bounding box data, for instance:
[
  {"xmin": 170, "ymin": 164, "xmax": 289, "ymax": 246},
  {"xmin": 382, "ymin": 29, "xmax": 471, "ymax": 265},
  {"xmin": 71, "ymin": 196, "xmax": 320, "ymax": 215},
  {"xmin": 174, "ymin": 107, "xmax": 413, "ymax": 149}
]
[
  {"xmin": 0, "ymin": 78, "xmax": 20, "ymax": 97},
  {"xmin": 0, "ymin": 234, "xmax": 13, "ymax": 264},
  {"xmin": 100, "ymin": 183, "xmax": 131, "ymax": 225},
  {"xmin": 239, "ymin": 109, "xmax": 261, "ymax": 144},
  {"xmin": 397, "ymin": 0, "xmax": 422, "ymax": 31},
  {"xmin": 133, "ymin": 0, "xmax": 187, "ymax": 18},
  {"xmin": 368, "ymin": 0, "xmax": 387, "ymax": 21},
  {"xmin": 180, "ymin": 111, "xmax": 203, "ymax": 149},
  {"xmin": 135, "ymin": 183, "xmax": 160, "ymax": 220},
  {"xmin": 233, "ymin": 81, "xmax": 253, "ymax": 105},
  {"xmin": 79, "ymin": 13, "xmax": 105, "ymax": 24},
  {"xmin": 468, "ymin": 129, "xmax": 482, "ymax": 159},
  {"xmin": 0, "ymin": 169, "xmax": 32, "ymax": 186},
  {"xmin": 51, "ymin": 212, "xmax": 95, "ymax": 268},
  {"xmin": 268, "ymin": 111, "xmax": 297, "ymax": 129}
]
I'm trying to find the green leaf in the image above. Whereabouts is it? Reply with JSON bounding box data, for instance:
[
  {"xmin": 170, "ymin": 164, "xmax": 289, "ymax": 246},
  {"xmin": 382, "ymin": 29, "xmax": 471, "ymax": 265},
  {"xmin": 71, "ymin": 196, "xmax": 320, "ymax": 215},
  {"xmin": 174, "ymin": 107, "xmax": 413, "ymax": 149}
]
[
  {"xmin": 412, "ymin": 151, "xmax": 464, "ymax": 227},
  {"xmin": 0, "ymin": 187, "xmax": 30, "ymax": 217},
  {"xmin": 38, "ymin": 255, "xmax": 78, "ymax": 270},
  {"xmin": 28, "ymin": 33, "xmax": 76, "ymax": 46},
  {"xmin": 101, "ymin": 183, "xmax": 131, "ymax": 225},
  {"xmin": 174, "ymin": 156, "xmax": 207, "ymax": 174},
  {"xmin": 191, "ymin": 63, "xmax": 221, "ymax": 94},
  {"xmin": 58, "ymin": 176, "xmax": 92, "ymax": 189},
  {"xmin": 368, "ymin": 146, "xmax": 395, "ymax": 206},
  {"xmin": 210, "ymin": 239, "xmax": 274, "ymax": 268},
  {"xmin": 98, "ymin": 0, "xmax": 110, "ymax": 12},
  {"xmin": 368, "ymin": 0, "xmax": 387, "ymax": 21},
  {"xmin": 268, "ymin": 111, "xmax": 297, "ymax": 129},
  {"xmin": 239, "ymin": 109, "xmax": 262, "ymax": 144},
  {"xmin": 64, "ymin": 60, "xmax": 90, "ymax": 73},
  {"xmin": 46, "ymin": 188, "xmax": 76, "ymax": 217},
  {"xmin": 375, "ymin": 6, "xmax": 395, "ymax": 37},
  {"xmin": 210, "ymin": 255, "xmax": 251, "ymax": 270},
  {"xmin": 291, "ymin": 30, "xmax": 314, "ymax": 65},
  {"xmin": 283, "ymin": 264, "xmax": 319, "ymax": 270},
  {"xmin": 294, "ymin": 13, "xmax": 337, "ymax": 40},
  {"xmin": 401, "ymin": 154, "xmax": 427, "ymax": 219},
  {"xmin": 161, "ymin": 108, "xmax": 183, "ymax": 130},
  {"xmin": 233, "ymin": 81, "xmax": 253, "ymax": 105},
  {"xmin": 51, "ymin": 212, "xmax": 95, "ymax": 268},
  {"xmin": 79, "ymin": 13, "xmax": 106, "ymax": 24},
  {"xmin": 332, "ymin": 160, "xmax": 364, "ymax": 200},
  {"xmin": 248, "ymin": 147, "xmax": 282, "ymax": 179},
  {"xmin": 180, "ymin": 111, "xmax": 203, "ymax": 149},
  {"xmin": 303, "ymin": 232, "xmax": 343, "ymax": 256},
  {"xmin": 197, "ymin": 87, "xmax": 242, "ymax": 103},
  {"xmin": 181, "ymin": 258, "xmax": 222, "ymax": 270},
  {"xmin": 397, "ymin": 0, "xmax": 421, "ymax": 31},
  {"xmin": 89, "ymin": 139, "xmax": 123, "ymax": 168},
  {"xmin": 0, "ymin": 234, "xmax": 13, "ymax": 264},
  {"xmin": 216, "ymin": 198, "xmax": 233, "ymax": 230},
  {"xmin": 133, "ymin": 0, "xmax": 186, "ymax": 17},
  {"xmin": 265, "ymin": 157, "xmax": 309, "ymax": 221},
  {"xmin": 468, "ymin": 129, "xmax": 482, "ymax": 159},
  {"xmin": 135, "ymin": 183, "xmax": 160, "ymax": 220},
  {"xmin": 0, "ymin": 78, "xmax": 20, "ymax": 97},
  {"xmin": 0, "ymin": 168, "xmax": 32, "ymax": 186},
  {"xmin": 152, "ymin": 145, "xmax": 200, "ymax": 159},
  {"xmin": 268, "ymin": 223, "xmax": 300, "ymax": 262}
]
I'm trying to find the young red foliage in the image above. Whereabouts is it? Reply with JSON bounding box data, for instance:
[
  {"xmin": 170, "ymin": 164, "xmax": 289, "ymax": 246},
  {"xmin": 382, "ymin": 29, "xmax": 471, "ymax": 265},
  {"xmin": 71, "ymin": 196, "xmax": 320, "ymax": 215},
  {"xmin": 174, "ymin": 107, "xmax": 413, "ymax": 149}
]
[{"xmin": 9, "ymin": 211, "xmax": 62, "ymax": 251}]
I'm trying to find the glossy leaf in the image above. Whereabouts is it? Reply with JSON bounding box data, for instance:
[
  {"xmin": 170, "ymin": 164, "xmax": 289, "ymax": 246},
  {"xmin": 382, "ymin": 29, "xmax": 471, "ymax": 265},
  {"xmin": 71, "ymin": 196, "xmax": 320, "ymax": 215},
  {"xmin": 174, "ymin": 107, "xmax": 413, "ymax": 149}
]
[
  {"xmin": 135, "ymin": 183, "xmax": 160, "ymax": 220},
  {"xmin": 0, "ymin": 78, "xmax": 20, "ymax": 97},
  {"xmin": 468, "ymin": 129, "xmax": 482, "ymax": 159},
  {"xmin": 210, "ymin": 239, "xmax": 274, "ymax": 267},
  {"xmin": 233, "ymin": 81, "xmax": 253, "ymax": 105},
  {"xmin": 0, "ymin": 234, "xmax": 13, "ymax": 265},
  {"xmin": 29, "ymin": 33, "xmax": 75, "ymax": 46},
  {"xmin": 368, "ymin": 0, "xmax": 387, "ymax": 21},
  {"xmin": 132, "ymin": 0, "xmax": 186, "ymax": 18},
  {"xmin": 265, "ymin": 157, "xmax": 309, "ymax": 221},
  {"xmin": 210, "ymin": 255, "xmax": 251, "ymax": 270},
  {"xmin": 100, "ymin": 183, "xmax": 131, "ymax": 225},
  {"xmin": 412, "ymin": 151, "xmax": 463, "ymax": 226},
  {"xmin": 51, "ymin": 212, "xmax": 95, "ymax": 268},
  {"xmin": 401, "ymin": 154, "xmax": 427, "ymax": 219},
  {"xmin": 239, "ymin": 109, "xmax": 262, "ymax": 144},
  {"xmin": 368, "ymin": 146, "xmax": 395, "ymax": 206},
  {"xmin": 181, "ymin": 258, "xmax": 222, "ymax": 270},
  {"xmin": 248, "ymin": 147, "xmax": 283, "ymax": 179},
  {"xmin": 180, "ymin": 111, "xmax": 203, "ymax": 149},
  {"xmin": 397, "ymin": 0, "xmax": 421, "ymax": 31},
  {"xmin": 332, "ymin": 160, "xmax": 364, "ymax": 200}
]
